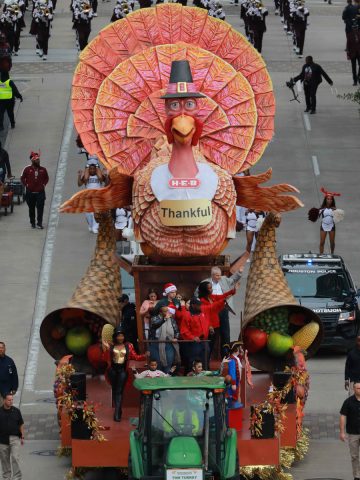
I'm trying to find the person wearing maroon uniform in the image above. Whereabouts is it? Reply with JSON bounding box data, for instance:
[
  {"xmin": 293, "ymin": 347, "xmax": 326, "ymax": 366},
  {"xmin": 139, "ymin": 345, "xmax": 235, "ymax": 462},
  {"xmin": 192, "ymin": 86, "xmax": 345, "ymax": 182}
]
[{"xmin": 21, "ymin": 151, "xmax": 49, "ymax": 229}]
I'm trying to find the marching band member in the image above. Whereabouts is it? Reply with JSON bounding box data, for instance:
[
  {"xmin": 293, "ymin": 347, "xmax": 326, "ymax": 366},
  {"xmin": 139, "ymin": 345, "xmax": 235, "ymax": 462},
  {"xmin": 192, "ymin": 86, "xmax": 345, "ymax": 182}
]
[
  {"xmin": 241, "ymin": 1, "xmax": 267, "ymax": 53},
  {"xmin": 291, "ymin": 1, "xmax": 309, "ymax": 58},
  {"xmin": 251, "ymin": 2, "xmax": 268, "ymax": 53},
  {"xmin": 110, "ymin": 0, "xmax": 132, "ymax": 22},
  {"xmin": 0, "ymin": 1, "xmax": 24, "ymax": 56},
  {"xmin": 32, "ymin": 0, "xmax": 53, "ymax": 60},
  {"xmin": 208, "ymin": 0, "xmax": 225, "ymax": 20},
  {"xmin": 0, "ymin": 32, "xmax": 12, "ymax": 72},
  {"xmin": 73, "ymin": 1, "xmax": 94, "ymax": 51}
]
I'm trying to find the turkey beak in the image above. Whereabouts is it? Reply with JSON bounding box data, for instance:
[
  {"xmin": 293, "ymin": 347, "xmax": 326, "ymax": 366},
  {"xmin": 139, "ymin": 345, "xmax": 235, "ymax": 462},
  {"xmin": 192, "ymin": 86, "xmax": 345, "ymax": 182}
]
[{"xmin": 171, "ymin": 115, "xmax": 196, "ymax": 145}]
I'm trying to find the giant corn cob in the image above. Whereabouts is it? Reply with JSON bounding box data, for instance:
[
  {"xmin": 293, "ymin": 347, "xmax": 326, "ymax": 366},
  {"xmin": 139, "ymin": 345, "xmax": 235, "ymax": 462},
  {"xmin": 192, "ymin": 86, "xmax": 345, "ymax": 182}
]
[{"xmin": 292, "ymin": 322, "xmax": 320, "ymax": 350}]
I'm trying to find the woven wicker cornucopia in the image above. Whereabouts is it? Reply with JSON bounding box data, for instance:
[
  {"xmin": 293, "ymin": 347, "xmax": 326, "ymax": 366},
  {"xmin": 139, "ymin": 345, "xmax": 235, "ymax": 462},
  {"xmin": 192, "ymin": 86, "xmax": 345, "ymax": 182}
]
[
  {"xmin": 40, "ymin": 212, "xmax": 121, "ymax": 372},
  {"xmin": 242, "ymin": 213, "xmax": 323, "ymax": 372}
]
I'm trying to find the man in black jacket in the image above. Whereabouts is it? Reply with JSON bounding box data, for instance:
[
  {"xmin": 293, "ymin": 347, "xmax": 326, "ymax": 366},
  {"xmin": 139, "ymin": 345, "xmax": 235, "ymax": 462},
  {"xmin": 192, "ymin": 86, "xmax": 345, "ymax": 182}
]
[
  {"xmin": 293, "ymin": 55, "xmax": 333, "ymax": 114},
  {"xmin": 343, "ymin": 0, "xmax": 357, "ymax": 34},
  {"xmin": 345, "ymin": 336, "xmax": 360, "ymax": 394},
  {"xmin": 0, "ymin": 342, "xmax": 18, "ymax": 408},
  {"xmin": 0, "ymin": 142, "xmax": 12, "ymax": 183}
]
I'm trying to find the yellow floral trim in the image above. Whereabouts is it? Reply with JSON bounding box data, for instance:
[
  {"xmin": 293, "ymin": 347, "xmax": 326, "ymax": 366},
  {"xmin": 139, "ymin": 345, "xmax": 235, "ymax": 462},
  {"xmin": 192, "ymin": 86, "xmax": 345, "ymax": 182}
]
[{"xmin": 240, "ymin": 428, "xmax": 310, "ymax": 480}]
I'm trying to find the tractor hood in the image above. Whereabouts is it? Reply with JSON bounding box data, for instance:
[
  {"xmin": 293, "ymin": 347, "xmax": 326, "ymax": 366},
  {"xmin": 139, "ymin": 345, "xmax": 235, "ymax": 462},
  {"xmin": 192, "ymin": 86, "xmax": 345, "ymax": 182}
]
[{"xmin": 166, "ymin": 437, "xmax": 202, "ymax": 467}]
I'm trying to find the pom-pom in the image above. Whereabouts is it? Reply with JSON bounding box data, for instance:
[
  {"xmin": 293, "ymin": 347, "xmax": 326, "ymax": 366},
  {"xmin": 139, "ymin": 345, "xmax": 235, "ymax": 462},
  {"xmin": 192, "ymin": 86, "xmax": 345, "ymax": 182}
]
[
  {"xmin": 236, "ymin": 221, "xmax": 244, "ymax": 232},
  {"xmin": 122, "ymin": 227, "xmax": 134, "ymax": 240},
  {"xmin": 308, "ymin": 207, "xmax": 319, "ymax": 222},
  {"xmin": 333, "ymin": 209, "xmax": 345, "ymax": 224}
]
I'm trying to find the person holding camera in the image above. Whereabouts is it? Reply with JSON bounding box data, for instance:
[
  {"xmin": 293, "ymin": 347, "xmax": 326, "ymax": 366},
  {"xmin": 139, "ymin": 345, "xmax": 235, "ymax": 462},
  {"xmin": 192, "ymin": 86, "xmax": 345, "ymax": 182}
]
[
  {"xmin": 77, "ymin": 157, "xmax": 106, "ymax": 234},
  {"xmin": 292, "ymin": 55, "xmax": 333, "ymax": 114}
]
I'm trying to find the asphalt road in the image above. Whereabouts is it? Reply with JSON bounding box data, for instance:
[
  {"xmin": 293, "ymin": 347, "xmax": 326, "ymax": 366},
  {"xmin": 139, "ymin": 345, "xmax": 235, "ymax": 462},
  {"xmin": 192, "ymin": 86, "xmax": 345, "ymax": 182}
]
[{"xmin": 0, "ymin": 0, "xmax": 359, "ymax": 477}]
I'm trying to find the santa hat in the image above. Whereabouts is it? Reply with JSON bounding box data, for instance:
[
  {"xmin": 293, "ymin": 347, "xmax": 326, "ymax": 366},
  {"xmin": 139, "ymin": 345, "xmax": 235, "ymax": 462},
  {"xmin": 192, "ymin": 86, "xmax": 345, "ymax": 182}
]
[
  {"xmin": 167, "ymin": 304, "xmax": 176, "ymax": 315},
  {"xmin": 163, "ymin": 283, "xmax": 177, "ymax": 296},
  {"xmin": 320, "ymin": 187, "xmax": 341, "ymax": 198}
]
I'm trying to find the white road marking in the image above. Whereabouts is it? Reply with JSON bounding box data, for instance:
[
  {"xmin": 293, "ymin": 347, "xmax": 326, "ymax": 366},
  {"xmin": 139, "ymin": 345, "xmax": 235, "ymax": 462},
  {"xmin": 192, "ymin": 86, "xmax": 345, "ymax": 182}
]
[
  {"xmin": 22, "ymin": 104, "xmax": 73, "ymax": 393},
  {"xmin": 312, "ymin": 155, "xmax": 320, "ymax": 176},
  {"xmin": 303, "ymin": 113, "xmax": 311, "ymax": 131}
]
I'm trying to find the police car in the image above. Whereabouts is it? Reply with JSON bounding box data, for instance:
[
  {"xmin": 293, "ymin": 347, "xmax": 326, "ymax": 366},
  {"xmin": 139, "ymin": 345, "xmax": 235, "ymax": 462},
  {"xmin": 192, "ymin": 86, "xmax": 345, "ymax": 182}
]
[{"xmin": 279, "ymin": 254, "xmax": 360, "ymax": 349}]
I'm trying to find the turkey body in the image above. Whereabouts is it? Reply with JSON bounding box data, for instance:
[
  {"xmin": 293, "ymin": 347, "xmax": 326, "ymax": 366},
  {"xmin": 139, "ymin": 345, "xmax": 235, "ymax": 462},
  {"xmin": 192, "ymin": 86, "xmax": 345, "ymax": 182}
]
[{"xmin": 132, "ymin": 146, "xmax": 237, "ymax": 258}]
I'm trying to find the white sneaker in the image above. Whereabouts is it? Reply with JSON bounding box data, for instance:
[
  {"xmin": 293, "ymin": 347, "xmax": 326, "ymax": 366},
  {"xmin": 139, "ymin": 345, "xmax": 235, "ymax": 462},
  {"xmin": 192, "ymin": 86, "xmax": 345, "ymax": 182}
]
[
  {"xmin": 287, "ymin": 31, "xmax": 292, "ymax": 35},
  {"xmin": 298, "ymin": 54, "xmax": 303, "ymax": 58},
  {"xmin": 293, "ymin": 46, "xmax": 296, "ymax": 51},
  {"xmin": 43, "ymin": 55, "xmax": 47, "ymax": 61},
  {"xmin": 14, "ymin": 52, "xmax": 18, "ymax": 56},
  {"xmin": 275, "ymin": 8, "xmax": 279, "ymax": 14},
  {"xmin": 39, "ymin": 50, "xmax": 43, "ymax": 57},
  {"xmin": 296, "ymin": 47, "xmax": 300, "ymax": 54},
  {"xmin": 93, "ymin": 12, "xmax": 98, "ymax": 16},
  {"xmin": 88, "ymin": 226, "xmax": 92, "ymax": 232},
  {"xmin": 92, "ymin": 227, "xmax": 99, "ymax": 234},
  {"xmin": 36, "ymin": 48, "xmax": 40, "ymax": 55}
]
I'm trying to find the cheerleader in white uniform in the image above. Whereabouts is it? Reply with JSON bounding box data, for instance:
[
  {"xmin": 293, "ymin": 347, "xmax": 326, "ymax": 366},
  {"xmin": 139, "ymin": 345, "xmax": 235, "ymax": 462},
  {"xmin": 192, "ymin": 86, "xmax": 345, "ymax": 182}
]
[
  {"xmin": 319, "ymin": 194, "xmax": 337, "ymax": 254},
  {"xmin": 308, "ymin": 187, "xmax": 343, "ymax": 255},
  {"xmin": 244, "ymin": 209, "xmax": 258, "ymax": 253}
]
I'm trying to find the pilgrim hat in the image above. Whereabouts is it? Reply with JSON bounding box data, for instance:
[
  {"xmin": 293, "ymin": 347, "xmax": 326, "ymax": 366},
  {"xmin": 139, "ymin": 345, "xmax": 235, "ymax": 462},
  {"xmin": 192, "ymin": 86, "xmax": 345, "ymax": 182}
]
[{"xmin": 161, "ymin": 60, "xmax": 205, "ymax": 99}]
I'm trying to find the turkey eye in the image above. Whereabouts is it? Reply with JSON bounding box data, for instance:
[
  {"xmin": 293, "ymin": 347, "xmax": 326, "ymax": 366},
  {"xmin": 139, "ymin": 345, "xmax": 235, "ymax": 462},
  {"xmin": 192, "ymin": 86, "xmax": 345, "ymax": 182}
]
[
  {"xmin": 185, "ymin": 100, "xmax": 196, "ymax": 111},
  {"xmin": 169, "ymin": 101, "xmax": 180, "ymax": 111}
]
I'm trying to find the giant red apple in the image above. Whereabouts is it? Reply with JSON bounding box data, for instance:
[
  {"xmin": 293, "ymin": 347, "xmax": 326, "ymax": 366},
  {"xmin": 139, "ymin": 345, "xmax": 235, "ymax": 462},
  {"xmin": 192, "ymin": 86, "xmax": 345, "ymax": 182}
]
[
  {"xmin": 243, "ymin": 327, "xmax": 268, "ymax": 353},
  {"xmin": 87, "ymin": 343, "xmax": 107, "ymax": 372}
]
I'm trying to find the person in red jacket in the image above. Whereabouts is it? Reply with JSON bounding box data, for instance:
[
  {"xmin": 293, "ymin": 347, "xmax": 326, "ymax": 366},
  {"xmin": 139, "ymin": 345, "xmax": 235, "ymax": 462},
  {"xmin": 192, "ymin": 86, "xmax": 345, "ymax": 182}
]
[
  {"xmin": 21, "ymin": 151, "xmax": 49, "ymax": 229},
  {"xmin": 102, "ymin": 326, "xmax": 147, "ymax": 422},
  {"xmin": 197, "ymin": 282, "xmax": 236, "ymax": 359},
  {"xmin": 177, "ymin": 297, "xmax": 213, "ymax": 371}
]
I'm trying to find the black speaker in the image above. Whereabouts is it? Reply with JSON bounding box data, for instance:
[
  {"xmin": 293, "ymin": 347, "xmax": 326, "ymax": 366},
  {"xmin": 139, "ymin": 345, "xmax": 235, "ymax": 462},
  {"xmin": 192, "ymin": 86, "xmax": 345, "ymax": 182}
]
[
  {"xmin": 272, "ymin": 371, "xmax": 291, "ymax": 389},
  {"xmin": 71, "ymin": 409, "xmax": 92, "ymax": 440},
  {"xmin": 250, "ymin": 406, "xmax": 275, "ymax": 439},
  {"xmin": 70, "ymin": 372, "xmax": 86, "ymax": 401},
  {"xmin": 272, "ymin": 371, "xmax": 295, "ymax": 404}
]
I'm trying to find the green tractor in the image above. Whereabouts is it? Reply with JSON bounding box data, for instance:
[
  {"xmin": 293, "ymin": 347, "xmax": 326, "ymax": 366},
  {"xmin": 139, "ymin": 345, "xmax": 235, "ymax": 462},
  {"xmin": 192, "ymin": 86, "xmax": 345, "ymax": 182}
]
[{"xmin": 129, "ymin": 377, "xmax": 239, "ymax": 480}]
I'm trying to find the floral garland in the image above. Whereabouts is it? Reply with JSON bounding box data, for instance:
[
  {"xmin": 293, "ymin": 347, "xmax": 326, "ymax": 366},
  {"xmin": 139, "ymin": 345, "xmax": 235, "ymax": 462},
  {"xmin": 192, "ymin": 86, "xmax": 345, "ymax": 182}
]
[
  {"xmin": 250, "ymin": 391, "xmax": 288, "ymax": 438},
  {"xmin": 55, "ymin": 364, "xmax": 106, "ymax": 442},
  {"xmin": 54, "ymin": 363, "xmax": 75, "ymax": 408},
  {"xmin": 58, "ymin": 392, "xmax": 107, "ymax": 442},
  {"xmin": 250, "ymin": 357, "xmax": 310, "ymax": 438}
]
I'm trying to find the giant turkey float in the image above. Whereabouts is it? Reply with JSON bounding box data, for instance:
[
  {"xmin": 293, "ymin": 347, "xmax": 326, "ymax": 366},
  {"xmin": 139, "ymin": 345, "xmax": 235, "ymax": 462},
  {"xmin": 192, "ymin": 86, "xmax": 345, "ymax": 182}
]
[{"xmin": 40, "ymin": 4, "xmax": 322, "ymax": 478}]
